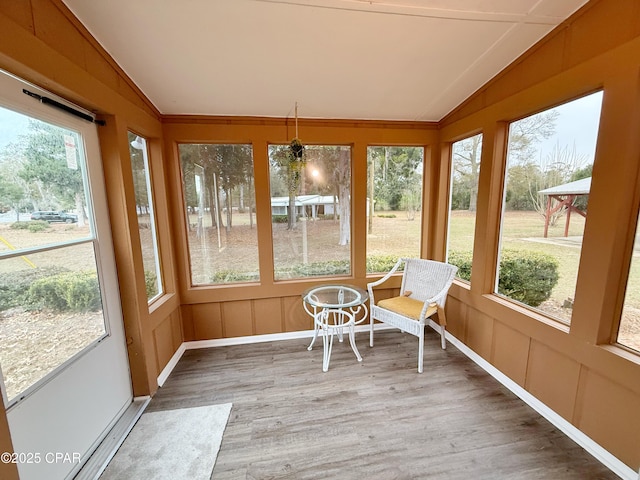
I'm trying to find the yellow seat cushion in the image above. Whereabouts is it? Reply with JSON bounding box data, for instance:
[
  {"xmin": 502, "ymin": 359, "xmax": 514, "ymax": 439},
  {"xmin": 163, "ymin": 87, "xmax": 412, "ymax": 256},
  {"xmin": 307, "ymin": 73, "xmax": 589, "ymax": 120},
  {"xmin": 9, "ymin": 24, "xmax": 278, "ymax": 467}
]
[{"xmin": 377, "ymin": 296, "xmax": 437, "ymax": 320}]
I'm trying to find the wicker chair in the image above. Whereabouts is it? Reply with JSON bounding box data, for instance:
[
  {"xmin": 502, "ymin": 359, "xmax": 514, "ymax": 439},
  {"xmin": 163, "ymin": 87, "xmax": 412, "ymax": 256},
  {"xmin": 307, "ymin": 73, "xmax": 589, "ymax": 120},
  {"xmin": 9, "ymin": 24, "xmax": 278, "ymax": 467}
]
[{"xmin": 367, "ymin": 258, "xmax": 458, "ymax": 373}]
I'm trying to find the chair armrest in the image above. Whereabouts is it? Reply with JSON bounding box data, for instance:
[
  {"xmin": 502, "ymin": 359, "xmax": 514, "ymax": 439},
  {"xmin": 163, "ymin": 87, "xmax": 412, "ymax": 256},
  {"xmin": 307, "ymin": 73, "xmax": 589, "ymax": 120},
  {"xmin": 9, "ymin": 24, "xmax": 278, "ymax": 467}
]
[{"xmin": 366, "ymin": 258, "xmax": 405, "ymax": 305}]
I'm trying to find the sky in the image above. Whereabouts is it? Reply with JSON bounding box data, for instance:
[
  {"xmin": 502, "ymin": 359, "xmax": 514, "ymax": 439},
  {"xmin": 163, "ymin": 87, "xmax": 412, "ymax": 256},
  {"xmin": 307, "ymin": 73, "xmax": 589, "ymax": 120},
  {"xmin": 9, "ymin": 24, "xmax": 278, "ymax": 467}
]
[
  {"xmin": 0, "ymin": 106, "xmax": 28, "ymax": 151},
  {"xmin": 535, "ymin": 90, "xmax": 603, "ymax": 166}
]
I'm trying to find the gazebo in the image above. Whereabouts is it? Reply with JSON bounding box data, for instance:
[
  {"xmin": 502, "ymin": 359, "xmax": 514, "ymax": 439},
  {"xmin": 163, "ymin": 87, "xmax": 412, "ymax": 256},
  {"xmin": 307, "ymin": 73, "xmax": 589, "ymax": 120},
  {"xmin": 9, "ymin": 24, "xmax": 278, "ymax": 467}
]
[{"xmin": 538, "ymin": 177, "xmax": 590, "ymax": 237}]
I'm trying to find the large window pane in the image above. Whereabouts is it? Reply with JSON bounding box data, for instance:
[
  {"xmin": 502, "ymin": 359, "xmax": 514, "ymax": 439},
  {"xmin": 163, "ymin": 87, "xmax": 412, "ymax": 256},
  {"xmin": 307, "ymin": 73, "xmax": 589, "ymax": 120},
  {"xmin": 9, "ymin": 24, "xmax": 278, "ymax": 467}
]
[
  {"xmin": 0, "ymin": 107, "xmax": 106, "ymax": 403},
  {"xmin": 128, "ymin": 132, "xmax": 163, "ymax": 302},
  {"xmin": 269, "ymin": 144, "xmax": 351, "ymax": 280},
  {"xmin": 619, "ymin": 215, "xmax": 640, "ymax": 353},
  {"xmin": 178, "ymin": 144, "xmax": 258, "ymax": 285},
  {"xmin": 497, "ymin": 92, "xmax": 603, "ymax": 323},
  {"xmin": 0, "ymin": 247, "xmax": 104, "ymax": 401},
  {"xmin": 447, "ymin": 134, "xmax": 482, "ymax": 282},
  {"xmin": 366, "ymin": 147, "xmax": 423, "ymax": 273}
]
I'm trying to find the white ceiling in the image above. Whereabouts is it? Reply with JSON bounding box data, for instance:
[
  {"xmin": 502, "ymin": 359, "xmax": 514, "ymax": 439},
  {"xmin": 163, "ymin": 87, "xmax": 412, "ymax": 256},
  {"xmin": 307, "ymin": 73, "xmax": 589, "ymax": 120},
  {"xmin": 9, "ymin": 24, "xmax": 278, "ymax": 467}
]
[{"xmin": 61, "ymin": 0, "xmax": 589, "ymax": 121}]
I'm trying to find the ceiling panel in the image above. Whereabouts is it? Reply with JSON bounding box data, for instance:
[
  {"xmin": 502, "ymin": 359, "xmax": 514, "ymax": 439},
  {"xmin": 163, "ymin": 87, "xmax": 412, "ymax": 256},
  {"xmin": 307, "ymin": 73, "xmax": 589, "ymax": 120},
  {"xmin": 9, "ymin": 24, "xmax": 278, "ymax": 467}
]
[{"xmin": 62, "ymin": 0, "xmax": 589, "ymax": 121}]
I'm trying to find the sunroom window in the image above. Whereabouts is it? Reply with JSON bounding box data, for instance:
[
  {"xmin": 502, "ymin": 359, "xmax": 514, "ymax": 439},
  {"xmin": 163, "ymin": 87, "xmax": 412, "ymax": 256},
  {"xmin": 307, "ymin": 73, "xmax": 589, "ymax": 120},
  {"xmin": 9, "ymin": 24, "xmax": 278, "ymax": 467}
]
[
  {"xmin": 178, "ymin": 144, "xmax": 259, "ymax": 285},
  {"xmin": 128, "ymin": 132, "xmax": 163, "ymax": 302},
  {"xmin": 269, "ymin": 144, "xmax": 351, "ymax": 280},
  {"xmin": 447, "ymin": 134, "xmax": 483, "ymax": 282},
  {"xmin": 496, "ymin": 92, "xmax": 603, "ymax": 323}
]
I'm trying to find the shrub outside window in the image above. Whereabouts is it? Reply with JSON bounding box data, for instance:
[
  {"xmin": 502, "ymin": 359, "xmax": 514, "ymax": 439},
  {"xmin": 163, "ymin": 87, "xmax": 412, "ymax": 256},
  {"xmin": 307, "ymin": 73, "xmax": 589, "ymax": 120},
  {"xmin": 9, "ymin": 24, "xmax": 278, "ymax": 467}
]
[
  {"xmin": 366, "ymin": 146, "xmax": 423, "ymax": 273},
  {"xmin": 496, "ymin": 92, "xmax": 603, "ymax": 323},
  {"xmin": 269, "ymin": 144, "xmax": 351, "ymax": 280},
  {"xmin": 447, "ymin": 134, "xmax": 482, "ymax": 282},
  {"xmin": 178, "ymin": 144, "xmax": 258, "ymax": 285},
  {"xmin": 128, "ymin": 132, "xmax": 163, "ymax": 302}
]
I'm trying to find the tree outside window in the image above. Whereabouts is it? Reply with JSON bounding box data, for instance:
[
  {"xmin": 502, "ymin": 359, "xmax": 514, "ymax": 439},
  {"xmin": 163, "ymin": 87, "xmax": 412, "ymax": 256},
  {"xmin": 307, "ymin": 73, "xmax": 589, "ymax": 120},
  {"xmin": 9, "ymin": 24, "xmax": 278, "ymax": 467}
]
[
  {"xmin": 179, "ymin": 144, "xmax": 258, "ymax": 285},
  {"xmin": 269, "ymin": 145, "xmax": 351, "ymax": 280},
  {"xmin": 496, "ymin": 92, "xmax": 603, "ymax": 323},
  {"xmin": 366, "ymin": 146, "xmax": 424, "ymax": 273}
]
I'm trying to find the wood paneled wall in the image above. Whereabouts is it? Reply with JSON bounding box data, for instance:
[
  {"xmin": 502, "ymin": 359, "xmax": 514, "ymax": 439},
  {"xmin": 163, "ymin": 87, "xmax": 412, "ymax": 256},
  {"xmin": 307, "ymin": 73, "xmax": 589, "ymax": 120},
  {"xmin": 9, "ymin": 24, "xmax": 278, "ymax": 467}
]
[
  {"xmin": 438, "ymin": 0, "xmax": 640, "ymax": 470},
  {"xmin": 0, "ymin": 3, "xmax": 182, "ymax": 478},
  {"xmin": 0, "ymin": 0, "xmax": 639, "ymax": 477}
]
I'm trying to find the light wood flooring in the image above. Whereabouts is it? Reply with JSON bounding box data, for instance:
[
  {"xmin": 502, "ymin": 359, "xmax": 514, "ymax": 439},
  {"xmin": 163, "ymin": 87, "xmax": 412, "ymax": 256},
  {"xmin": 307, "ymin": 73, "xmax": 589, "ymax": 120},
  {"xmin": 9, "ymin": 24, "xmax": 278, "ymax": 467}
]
[{"xmin": 148, "ymin": 329, "xmax": 619, "ymax": 479}]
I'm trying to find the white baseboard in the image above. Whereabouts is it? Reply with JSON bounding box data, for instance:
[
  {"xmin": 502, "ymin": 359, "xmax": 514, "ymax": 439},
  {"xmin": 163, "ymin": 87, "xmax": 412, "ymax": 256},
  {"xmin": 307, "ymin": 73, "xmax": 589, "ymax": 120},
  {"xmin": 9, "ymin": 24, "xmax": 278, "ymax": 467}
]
[
  {"xmin": 435, "ymin": 322, "xmax": 637, "ymax": 480},
  {"xmin": 157, "ymin": 322, "xmax": 637, "ymax": 480},
  {"xmin": 157, "ymin": 343, "xmax": 186, "ymax": 387}
]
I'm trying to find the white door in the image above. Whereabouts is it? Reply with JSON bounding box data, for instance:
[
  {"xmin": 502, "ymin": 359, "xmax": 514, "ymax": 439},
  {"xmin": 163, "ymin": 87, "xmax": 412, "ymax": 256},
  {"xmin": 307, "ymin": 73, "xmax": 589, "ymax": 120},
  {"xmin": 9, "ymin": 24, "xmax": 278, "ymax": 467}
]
[{"xmin": 0, "ymin": 71, "xmax": 132, "ymax": 479}]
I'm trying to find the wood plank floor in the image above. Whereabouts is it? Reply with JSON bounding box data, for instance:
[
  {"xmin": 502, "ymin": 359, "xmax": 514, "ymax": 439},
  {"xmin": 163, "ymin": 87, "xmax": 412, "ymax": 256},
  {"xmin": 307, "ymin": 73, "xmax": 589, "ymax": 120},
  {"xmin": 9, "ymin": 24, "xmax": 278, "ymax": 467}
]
[{"xmin": 148, "ymin": 329, "xmax": 618, "ymax": 479}]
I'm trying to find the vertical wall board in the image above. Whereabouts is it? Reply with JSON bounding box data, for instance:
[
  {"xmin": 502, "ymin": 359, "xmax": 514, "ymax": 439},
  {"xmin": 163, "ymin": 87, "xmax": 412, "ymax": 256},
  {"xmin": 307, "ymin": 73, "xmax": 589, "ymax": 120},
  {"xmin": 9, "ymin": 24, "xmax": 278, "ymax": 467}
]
[
  {"xmin": 564, "ymin": 0, "xmax": 640, "ymax": 69},
  {"xmin": 191, "ymin": 303, "xmax": 223, "ymax": 340},
  {"xmin": 466, "ymin": 308, "xmax": 493, "ymax": 362},
  {"xmin": 31, "ymin": 0, "xmax": 86, "ymax": 70},
  {"xmin": 574, "ymin": 368, "xmax": 640, "ymax": 470},
  {"xmin": 222, "ymin": 300, "xmax": 253, "ymax": 338},
  {"xmin": 153, "ymin": 317, "xmax": 175, "ymax": 376},
  {"xmin": 181, "ymin": 304, "xmax": 195, "ymax": 341},
  {"xmin": 254, "ymin": 297, "xmax": 283, "ymax": 335},
  {"xmin": 491, "ymin": 322, "xmax": 530, "ymax": 387},
  {"xmin": 170, "ymin": 309, "xmax": 183, "ymax": 352},
  {"xmin": 525, "ymin": 340, "xmax": 581, "ymax": 421},
  {"xmin": 445, "ymin": 296, "xmax": 467, "ymax": 340},
  {"xmin": 284, "ymin": 296, "xmax": 311, "ymax": 332}
]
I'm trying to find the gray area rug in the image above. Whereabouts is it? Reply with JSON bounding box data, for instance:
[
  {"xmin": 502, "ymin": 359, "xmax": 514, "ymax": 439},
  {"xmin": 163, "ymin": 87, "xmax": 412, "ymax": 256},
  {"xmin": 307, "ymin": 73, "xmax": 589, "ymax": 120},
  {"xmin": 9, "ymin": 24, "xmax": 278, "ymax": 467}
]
[{"xmin": 100, "ymin": 403, "xmax": 232, "ymax": 480}]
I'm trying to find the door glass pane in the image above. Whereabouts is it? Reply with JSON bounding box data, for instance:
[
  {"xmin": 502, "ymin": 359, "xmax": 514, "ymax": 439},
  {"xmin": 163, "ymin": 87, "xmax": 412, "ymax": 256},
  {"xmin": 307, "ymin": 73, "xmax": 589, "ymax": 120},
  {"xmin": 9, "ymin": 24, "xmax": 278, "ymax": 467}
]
[
  {"xmin": 496, "ymin": 92, "xmax": 603, "ymax": 323},
  {"xmin": 0, "ymin": 106, "xmax": 106, "ymax": 404},
  {"xmin": 178, "ymin": 144, "xmax": 259, "ymax": 285},
  {"xmin": 128, "ymin": 132, "xmax": 163, "ymax": 302},
  {"xmin": 0, "ymin": 246, "xmax": 105, "ymax": 402},
  {"xmin": 366, "ymin": 146, "xmax": 423, "ymax": 273},
  {"xmin": 447, "ymin": 134, "xmax": 483, "ymax": 282},
  {"xmin": 269, "ymin": 145, "xmax": 351, "ymax": 280}
]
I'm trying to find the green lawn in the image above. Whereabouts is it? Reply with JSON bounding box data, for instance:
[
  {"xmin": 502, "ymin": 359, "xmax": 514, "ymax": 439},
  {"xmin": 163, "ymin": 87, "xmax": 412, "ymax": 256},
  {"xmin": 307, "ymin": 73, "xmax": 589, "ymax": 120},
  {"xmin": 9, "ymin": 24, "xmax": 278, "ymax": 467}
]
[{"xmin": 448, "ymin": 209, "xmax": 640, "ymax": 309}]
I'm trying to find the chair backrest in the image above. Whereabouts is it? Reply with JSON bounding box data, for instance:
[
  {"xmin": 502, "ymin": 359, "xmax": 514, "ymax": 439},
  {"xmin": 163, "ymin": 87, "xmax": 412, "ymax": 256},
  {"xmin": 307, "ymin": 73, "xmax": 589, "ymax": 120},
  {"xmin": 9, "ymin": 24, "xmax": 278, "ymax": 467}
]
[{"xmin": 400, "ymin": 258, "xmax": 458, "ymax": 307}]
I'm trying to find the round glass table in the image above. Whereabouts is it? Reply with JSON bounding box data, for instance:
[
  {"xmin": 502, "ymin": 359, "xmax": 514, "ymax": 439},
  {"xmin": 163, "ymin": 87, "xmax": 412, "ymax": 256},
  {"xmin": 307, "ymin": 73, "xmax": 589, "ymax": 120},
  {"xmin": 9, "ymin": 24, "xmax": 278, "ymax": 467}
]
[{"xmin": 302, "ymin": 284, "xmax": 369, "ymax": 372}]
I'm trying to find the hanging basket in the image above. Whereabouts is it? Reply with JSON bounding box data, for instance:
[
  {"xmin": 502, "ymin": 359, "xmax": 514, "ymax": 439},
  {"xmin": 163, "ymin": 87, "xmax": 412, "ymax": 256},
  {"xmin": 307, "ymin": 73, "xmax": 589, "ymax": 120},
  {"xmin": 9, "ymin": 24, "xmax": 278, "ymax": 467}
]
[{"xmin": 289, "ymin": 137, "xmax": 305, "ymax": 159}]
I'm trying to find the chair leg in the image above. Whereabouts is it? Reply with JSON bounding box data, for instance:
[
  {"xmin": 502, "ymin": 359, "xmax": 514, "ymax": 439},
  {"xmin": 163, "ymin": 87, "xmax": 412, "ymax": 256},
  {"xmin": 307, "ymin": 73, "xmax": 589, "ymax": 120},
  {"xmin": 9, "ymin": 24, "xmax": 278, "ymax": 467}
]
[
  {"xmin": 418, "ymin": 326, "xmax": 424, "ymax": 373},
  {"xmin": 437, "ymin": 306, "xmax": 447, "ymax": 350},
  {"xmin": 370, "ymin": 315, "xmax": 374, "ymax": 347}
]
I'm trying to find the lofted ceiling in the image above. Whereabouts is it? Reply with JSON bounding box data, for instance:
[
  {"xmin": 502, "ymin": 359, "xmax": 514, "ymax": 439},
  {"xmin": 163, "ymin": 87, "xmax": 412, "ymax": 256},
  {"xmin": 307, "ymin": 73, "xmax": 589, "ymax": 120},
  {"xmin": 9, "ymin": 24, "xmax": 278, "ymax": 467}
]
[{"xmin": 61, "ymin": 0, "xmax": 589, "ymax": 122}]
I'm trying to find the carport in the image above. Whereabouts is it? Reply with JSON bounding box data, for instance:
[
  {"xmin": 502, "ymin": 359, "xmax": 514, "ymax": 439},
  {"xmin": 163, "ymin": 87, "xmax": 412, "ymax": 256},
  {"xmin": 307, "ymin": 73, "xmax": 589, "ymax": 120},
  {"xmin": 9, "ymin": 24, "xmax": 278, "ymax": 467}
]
[{"xmin": 539, "ymin": 177, "xmax": 590, "ymax": 237}]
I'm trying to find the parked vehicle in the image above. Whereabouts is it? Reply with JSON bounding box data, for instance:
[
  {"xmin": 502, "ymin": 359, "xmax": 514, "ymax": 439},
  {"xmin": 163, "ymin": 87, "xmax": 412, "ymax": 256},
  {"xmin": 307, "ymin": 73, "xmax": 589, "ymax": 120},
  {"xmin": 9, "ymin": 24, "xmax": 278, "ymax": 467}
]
[{"xmin": 30, "ymin": 211, "xmax": 78, "ymax": 223}]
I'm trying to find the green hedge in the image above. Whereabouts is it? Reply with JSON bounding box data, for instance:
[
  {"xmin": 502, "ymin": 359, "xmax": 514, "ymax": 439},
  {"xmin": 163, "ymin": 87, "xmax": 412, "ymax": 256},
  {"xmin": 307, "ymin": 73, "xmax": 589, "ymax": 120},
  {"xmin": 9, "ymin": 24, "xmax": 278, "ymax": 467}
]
[
  {"xmin": 26, "ymin": 271, "xmax": 102, "ymax": 312},
  {"xmin": 0, "ymin": 266, "xmax": 66, "ymax": 311},
  {"xmin": 448, "ymin": 249, "xmax": 559, "ymax": 307},
  {"xmin": 11, "ymin": 220, "xmax": 49, "ymax": 232}
]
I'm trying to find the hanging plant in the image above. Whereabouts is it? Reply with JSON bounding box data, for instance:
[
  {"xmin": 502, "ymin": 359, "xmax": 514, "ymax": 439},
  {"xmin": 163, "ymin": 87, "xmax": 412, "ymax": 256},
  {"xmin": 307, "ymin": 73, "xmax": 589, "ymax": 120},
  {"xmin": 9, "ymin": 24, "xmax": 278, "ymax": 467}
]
[{"xmin": 289, "ymin": 137, "xmax": 305, "ymax": 160}]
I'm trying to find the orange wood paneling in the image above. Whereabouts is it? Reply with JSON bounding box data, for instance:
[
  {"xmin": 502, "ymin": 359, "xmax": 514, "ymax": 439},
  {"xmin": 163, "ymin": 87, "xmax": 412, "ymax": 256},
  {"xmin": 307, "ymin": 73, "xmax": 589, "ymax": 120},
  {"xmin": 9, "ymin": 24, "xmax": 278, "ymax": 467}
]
[
  {"xmin": 574, "ymin": 369, "xmax": 640, "ymax": 469},
  {"xmin": 222, "ymin": 300, "xmax": 254, "ymax": 338},
  {"xmin": 191, "ymin": 303, "xmax": 223, "ymax": 340},
  {"xmin": 525, "ymin": 340, "xmax": 581, "ymax": 421},
  {"xmin": 254, "ymin": 297, "xmax": 284, "ymax": 335},
  {"xmin": 283, "ymin": 296, "xmax": 311, "ymax": 332},
  {"xmin": 444, "ymin": 296, "xmax": 466, "ymax": 340},
  {"xmin": 153, "ymin": 316, "xmax": 175, "ymax": 376},
  {"xmin": 465, "ymin": 308, "xmax": 493, "ymax": 362},
  {"xmin": 0, "ymin": 0, "xmax": 34, "ymax": 33},
  {"xmin": 491, "ymin": 322, "xmax": 530, "ymax": 387}
]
